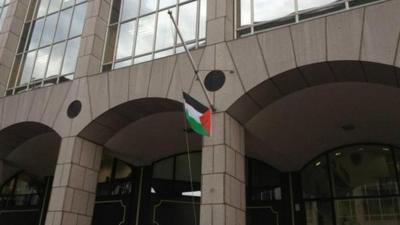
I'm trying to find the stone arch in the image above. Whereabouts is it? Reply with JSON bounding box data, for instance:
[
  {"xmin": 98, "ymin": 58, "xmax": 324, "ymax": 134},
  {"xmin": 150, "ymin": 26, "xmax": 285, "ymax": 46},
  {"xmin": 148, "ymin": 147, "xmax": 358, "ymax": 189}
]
[
  {"xmin": 227, "ymin": 61, "xmax": 400, "ymax": 171},
  {"xmin": 0, "ymin": 122, "xmax": 61, "ymax": 182}
]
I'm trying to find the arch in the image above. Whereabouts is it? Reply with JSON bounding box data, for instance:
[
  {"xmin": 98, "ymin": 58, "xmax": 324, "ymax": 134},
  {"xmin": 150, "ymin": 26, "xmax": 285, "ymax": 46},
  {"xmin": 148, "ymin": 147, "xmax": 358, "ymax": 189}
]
[
  {"xmin": 79, "ymin": 98, "xmax": 202, "ymax": 166},
  {"xmin": 0, "ymin": 122, "xmax": 61, "ymax": 182},
  {"xmin": 229, "ymin": 61, "xmax": 400, "ymax": 171}
]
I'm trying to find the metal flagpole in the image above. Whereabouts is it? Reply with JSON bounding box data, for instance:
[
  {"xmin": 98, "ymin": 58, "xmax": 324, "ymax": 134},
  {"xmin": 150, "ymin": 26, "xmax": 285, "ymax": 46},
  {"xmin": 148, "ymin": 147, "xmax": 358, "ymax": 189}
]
[{"xmin": 168, "ymin": 10, "xmax": 215, "ymax": 111}]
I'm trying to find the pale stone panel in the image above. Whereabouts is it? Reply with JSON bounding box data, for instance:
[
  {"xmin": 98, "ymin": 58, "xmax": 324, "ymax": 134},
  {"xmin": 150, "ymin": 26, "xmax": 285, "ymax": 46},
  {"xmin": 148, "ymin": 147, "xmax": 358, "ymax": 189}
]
[
  {"xmin": 108, "ymin": 67, "xmax": 129, "ymax": 108},
  {"xmin": 41, "ymin": 82, "xmax": 72, "ymax": 127},
  {"xmin": 70, "ymin": 78, "xmax": 93, "ymax": 136},
  {"xmin": 167, "ymin": 49, "xmax": 204, "ymax": 101},
  {"xmin": 28, "ymin": 86, "xmax": 53, "ymax": 123},
  {"xmin": 129, "ymin": 61, "xmax": 152, "ymax": 100},
  {"xmin": 327, "ymin": 8, "xmax": 363, "ymax": 61},
  {"xmin": 291, "ymin": 18, "xmax": 326, "ymax": 66},
  {"xmin": 227, "ymin": 36, "xmax": 269, "ymax": 91},
  {"xmin": 148, "ymin": 55, "xmax": 177, "ymax": 98},
  {"xmin": 88, "ymin": 73, "xmax": 109, "ymax": 119},
  {"xmin": 257, "ymin": 27, "xmax": 296, "ymax": 77},
  {"xmin": 214, "ymin": 43, "xmax": 245, "ymax": 111},
  {"xmin": 15, "ymin": 90, "xmax": 34, "ymax": 123},
  {"xmin": 52, "ymin": 80, "xmax": 80, "ymax": 137},
  {"xmin": 45, "ymin": 136, "xmax": 102, "ymax": 225},
  {"xmin": 1, "ymin": 93, "xmax": 19, "ymax": 129},
  {"xmin": 361, "ymin": 0, "xmax": 400, "ymax": 65},
  {"xmin": 195, "ymin": 45, "xmax": 215, "ymax": 105}
]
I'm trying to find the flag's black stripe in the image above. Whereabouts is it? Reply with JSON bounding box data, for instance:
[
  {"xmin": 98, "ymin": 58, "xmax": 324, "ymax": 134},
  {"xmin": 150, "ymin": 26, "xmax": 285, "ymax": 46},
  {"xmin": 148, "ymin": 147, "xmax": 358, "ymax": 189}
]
[{"xmin": 183, "ymin": 92, "xmax": 208, "ymax": 113}]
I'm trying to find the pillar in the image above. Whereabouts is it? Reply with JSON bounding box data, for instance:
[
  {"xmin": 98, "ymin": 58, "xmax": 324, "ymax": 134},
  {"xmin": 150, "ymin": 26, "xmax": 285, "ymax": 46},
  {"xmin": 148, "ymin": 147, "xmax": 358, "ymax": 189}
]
[
  {"xmin": 75, "ymin": 0, "xmax": 110, "ymax": 78},
  {"xmin": 200, "ymin": 112, "xmax": 246, "ymax": 225},
  {"xmin": 206, "ymin": 0, "xmax": 234, "ymax": 45},
  {"xmin": 45, "ymin": 136, "xmax": 103, "ymax": 225},
  {"xmin": 0, "ymin": 0, "xmax": 29, "ymax": 95}
]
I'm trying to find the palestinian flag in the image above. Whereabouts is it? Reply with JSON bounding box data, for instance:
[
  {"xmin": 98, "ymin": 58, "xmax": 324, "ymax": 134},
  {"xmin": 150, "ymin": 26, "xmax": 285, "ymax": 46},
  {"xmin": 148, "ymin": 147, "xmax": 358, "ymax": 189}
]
[{"xmin": 183, "ymin": 92, "xmax": 211, "ymax": 137}]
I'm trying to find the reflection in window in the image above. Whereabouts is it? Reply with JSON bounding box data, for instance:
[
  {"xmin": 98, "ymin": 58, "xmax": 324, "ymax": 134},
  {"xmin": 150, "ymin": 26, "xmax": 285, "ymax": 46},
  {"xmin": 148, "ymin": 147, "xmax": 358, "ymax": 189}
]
[
  {"xmin": 103, "ymin": 0, "xmax": 207, "ymax": 71},
  {"xmin": 0, "ymin": 0, "xmax": 10, "ymax": 31},
  {"xmin": 302, "ymin": 144, "xmax": 400, "ymax": 225},
  {"xmin": 238, "ymin": 0, "xmax": 380, "ymax": 36},
  {"xmin": 7, "ymin": 0, "xmax": 87, "ymax": 95}
]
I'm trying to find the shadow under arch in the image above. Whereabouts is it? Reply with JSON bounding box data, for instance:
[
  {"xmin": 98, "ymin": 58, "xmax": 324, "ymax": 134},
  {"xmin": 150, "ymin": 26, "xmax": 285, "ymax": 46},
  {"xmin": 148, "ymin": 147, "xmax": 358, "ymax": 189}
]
[
  {"xmin": 78, "ymin": 97, "xmax": 202, "ymax": 166},
  {"xmin": 227, "ymin": 60, "xmax": 400, "ymax": 171},
  {"xmin": 0, "ymin": 122, "xmax": 61, "ymax": 181}
]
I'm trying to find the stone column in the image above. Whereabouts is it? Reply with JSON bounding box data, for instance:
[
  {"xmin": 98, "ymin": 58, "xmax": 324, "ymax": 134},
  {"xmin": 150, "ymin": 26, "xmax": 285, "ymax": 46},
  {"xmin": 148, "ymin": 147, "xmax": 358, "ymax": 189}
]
[
  {"xmin": 201, "ymin": 112, "xmax": 246, "ymax": 225},
  {"xmin": 75, "ymin": 0, "xmax": 110, "ymax": 78},
  {"xmin": 0, "ymin": 0, "xmax": 29, "ymax": 95},
  {"xmin": 206, "ymin": 0, "xmax": 234, "ymax": 45},
  {"xmin": 45, "ymin": 136, "xmax": 103, "ymax": 225}
]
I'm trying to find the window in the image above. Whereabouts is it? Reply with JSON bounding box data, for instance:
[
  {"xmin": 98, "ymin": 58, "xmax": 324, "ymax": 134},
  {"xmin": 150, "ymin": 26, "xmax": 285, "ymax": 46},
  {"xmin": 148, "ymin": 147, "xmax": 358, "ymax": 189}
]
[
  {"xmin": 0, "ymin": 0, "xmax": 10, "ymax": 31},
  {"xmin": 302, "ymin": 144, "xmax": 400, "ymax": 225},
  {"xmin": 7, "ymin": 0, "xmax": 88, "ymax": 95},
  {"xmin": 102, "ymin": 0, "xmax": 207, "ymax": 70},
  {"xmin": 237, "ymin": 0, "xmax": 382, "ymax": 36}
]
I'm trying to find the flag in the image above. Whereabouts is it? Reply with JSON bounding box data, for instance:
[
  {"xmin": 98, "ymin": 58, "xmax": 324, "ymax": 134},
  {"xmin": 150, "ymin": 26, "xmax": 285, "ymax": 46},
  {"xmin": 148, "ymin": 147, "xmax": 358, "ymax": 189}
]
[{"xmin": 183, "ymin": 92, "xmax": 211, "ymax": 136}]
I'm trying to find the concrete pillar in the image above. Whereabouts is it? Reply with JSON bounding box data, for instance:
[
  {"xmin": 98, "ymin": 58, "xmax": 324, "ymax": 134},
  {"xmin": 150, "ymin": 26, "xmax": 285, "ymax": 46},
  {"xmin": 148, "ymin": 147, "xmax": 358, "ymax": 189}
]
[
  {"xmin": 75, "ymin": 0, "xmax": 110, "ymax": 78},
  {"xmin": 0, "ymin": 0, "xmax": 28, "ymax": 95},
  {"xmin": 200, "ymin": 112, "xmax": 246, "ymax": 225},
  {"xmin": 206, "ymin": 0, "xmax": 234, "ymax": 45},
  {"xmin": 45, "ymin": 136, "xmax": 103, "ymax": 225}
]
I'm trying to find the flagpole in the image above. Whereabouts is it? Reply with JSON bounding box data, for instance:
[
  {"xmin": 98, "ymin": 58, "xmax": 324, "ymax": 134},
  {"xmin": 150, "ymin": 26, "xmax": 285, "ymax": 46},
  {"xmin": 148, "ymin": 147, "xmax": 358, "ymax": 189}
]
[{"xmin": 168, "ymin": 10, "xmax": 215, "ymax": 111}]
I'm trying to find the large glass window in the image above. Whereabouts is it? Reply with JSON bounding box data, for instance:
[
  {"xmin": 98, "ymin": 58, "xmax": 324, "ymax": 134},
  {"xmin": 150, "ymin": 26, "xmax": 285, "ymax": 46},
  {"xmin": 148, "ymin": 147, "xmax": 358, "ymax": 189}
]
[
  {"xmin": 237, "ymin": 0, "xmax": 382, "ymax": 36},
  {"xmin": 7, "ymin": 0, "xmax": 87, "ymax": 95},
  {"xmin": 0, "ymin": 0, "xmax": 10, "ymax": 31},
  {"xmin": 103, "ymin": 0, "xmax": 207, "ymax": 70},
  {"xmin": 302, "ymin": 144, "xmax": 400, "ymax": 225}
]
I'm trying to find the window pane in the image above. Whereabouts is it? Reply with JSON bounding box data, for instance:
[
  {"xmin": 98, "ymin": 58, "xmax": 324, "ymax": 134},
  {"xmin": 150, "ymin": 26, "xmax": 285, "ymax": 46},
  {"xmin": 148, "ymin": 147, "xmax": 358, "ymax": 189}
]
[
  {"xmin": 28, "ymin": 18, "xmax": 45, "ymax": 50},
  {"xmin": 20, "ymin": 51, "xmax": 37, "ymax": 84},
  {"xmin": 40, "ymin": 13, "xmax": 58, "ymax": 47},
  {"xmin": 159, "ymin": 0, "xmax": 176, "ymax": 9},
  {"xmin": 54, "ymin": 8, "xmax": 73, "ymax": 42},
  {"xmin": 115, "ymin": 161, "xmax": 133, "ymax": 179},
  {"xmin": 153, "ymin": 157, "xmax": 174, "ymax": 180},
  {"xmin": 175, "ymin": 153, "xmax": 201, "ymax": 182},
  {"xmin": 178, "ymin": 2, "xmax": 197, "ymax": 43},
  {"xmin": 240, "ymin": 0, "xmax": 251, "ymax": 26},
  {"xmin": 98, "ymin": 154, "xmax": 113, "ymax": 183},
  {"xmin": 335, "ymin": 198, "xmax": 400, "ymax": 225},
  {"xmin": 121, "ymin": 0, "xmax": 139, "ymax": 21},
  {"xmin": 46, "ymin": 42, "xmax": 66, "ymax": 77},
  {"xmin": 135, "ymin": 14, "xmax": 155, "ymax": 55},
  {"xmin": 61, "ymin": 37, "xmax": 80, "ymax": 74},
  {"xmin": 116, "ymin": 20, "xmax": 136, "ymax": 59},
  {"xmin": 1, "ymin": 178, "xmax": 15, "ymax": 195},
  {"xmin": 69, "ymin": 3, "xmax": 86, "ymax": 37},
  {"xmin": 330, "ymin": 146, "xmax": 398, "ymax": 197},
  {"xmin": 302, "ymin": 157, "xmax": 331, "ymax": 199},
  {"xmin": 140, "ymin": 0, "xmax": 157, "ymax": 15},
  {"xmin": 14, "ymin": 174, "xmax": 42, "ymax": 195},
  {"xmin": 48, "ymin": 0, "xmax": 62, "ymax": 14},
  {"xmin": 155, "ymin": 9, "xmax": 175, "ymax": 50},
  {"xmin": 62, "ymin": 0, "xmax": 75, "ymax": 9},
  {"xmin": 298, "ymin": 0, "xmax": 339, "ymax": 11},
  {"xmin": 0, "ymin": 5, "xmax": 8, "ymax": 29},
  {"xmin": 32, "ymin": 46, "xmax": 51, "ymax": 81},
  {"xmin": 114, "ymin": 59, "xmax": 132, "ymax": 69},
  {"xmin": 254, "ymin": 0, "xmax": 295, "ymax": 22},
  {"xmin": 133, "ymin": 54, "xmax": 152, "ymax": 64},
  {"xmin": 305, "ymin": 201, "xmax": 334, "ymax": 225},
  {"xmin": 199, "ymin": 0, "xmax": 207, "ymax": 39},
  {"xmin": 37, "ymin": 0, "xmax": 50, "ymax": 18}
]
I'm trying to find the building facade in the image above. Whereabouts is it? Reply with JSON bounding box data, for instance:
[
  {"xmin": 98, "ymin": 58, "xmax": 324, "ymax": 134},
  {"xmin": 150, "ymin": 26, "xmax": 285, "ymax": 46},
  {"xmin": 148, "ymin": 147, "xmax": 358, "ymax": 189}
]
[{"xmin": 0, "ymin": 0, "xmax": 400, "ymax": 225}]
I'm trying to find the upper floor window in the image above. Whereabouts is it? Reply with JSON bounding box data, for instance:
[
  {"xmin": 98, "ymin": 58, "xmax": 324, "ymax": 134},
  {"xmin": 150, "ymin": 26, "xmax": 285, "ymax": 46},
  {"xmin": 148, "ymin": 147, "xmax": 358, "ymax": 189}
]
[
  {"xmin": 6, "ymin": 0, "xmax": 87, "ymax": 95},
  {"xmin": 238, "ymin": 0, "xmax": 383, "ymax": 36},
  {"xmin": 102, "ymin": 0, "xmax": 207, "ymax": 71},
  {"xmin": 0, "ymin": 0, "xmax": 10, "ymax": 31}
]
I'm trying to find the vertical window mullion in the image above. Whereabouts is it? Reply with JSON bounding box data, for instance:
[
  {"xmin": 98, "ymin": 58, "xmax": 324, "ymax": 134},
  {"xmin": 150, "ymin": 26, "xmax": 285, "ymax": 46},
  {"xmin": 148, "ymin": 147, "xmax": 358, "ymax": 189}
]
[
  {"xmin": 173, "ymin": 1, "xmax": 179, "ymax": 54},
  {"xmin": 194, "ymin": 0, "xmax": 200, "ymax": 48},
  {"xmin": 131, "ymin": 0, "xmax": 141, "ymax": 63},
  {"xmin": 113, "ymin": 0, "xmax": 125, "ymax": 66},
  {"xmin": 151, "ymin": 0, "xmax": 160, "ymax": 60},
  {"xmin": 295, "ymin": 0, "xmax": 299, "ymax": 23},
  {"xmin": 250, "ymin": 0, "xmax": 254, "ymax": 34}
]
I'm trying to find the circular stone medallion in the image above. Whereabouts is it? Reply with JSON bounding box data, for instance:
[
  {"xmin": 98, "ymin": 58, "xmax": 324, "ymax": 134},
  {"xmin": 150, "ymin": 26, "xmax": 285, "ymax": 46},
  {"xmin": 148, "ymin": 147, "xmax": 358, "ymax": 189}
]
[
  {"xmin": 67, "ymin": 100, "xmax": 82, "ymax": 119},
  {"xmin": 204, "ymin": 70, "xmax": 226, "ymax": 92}
]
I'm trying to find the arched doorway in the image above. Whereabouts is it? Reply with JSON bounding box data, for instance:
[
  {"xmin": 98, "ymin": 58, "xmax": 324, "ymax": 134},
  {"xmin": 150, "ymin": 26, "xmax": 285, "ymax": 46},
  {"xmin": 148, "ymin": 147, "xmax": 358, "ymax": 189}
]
[{"xmin": 0, "ymin": 122, "xmax": 61, "ymax": 225}]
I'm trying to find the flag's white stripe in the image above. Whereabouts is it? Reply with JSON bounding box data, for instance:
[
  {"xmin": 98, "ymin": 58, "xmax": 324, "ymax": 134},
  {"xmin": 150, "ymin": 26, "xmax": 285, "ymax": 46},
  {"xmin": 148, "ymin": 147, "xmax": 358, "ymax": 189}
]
[{"xmin": 185, "ymin": 103, "xmax": 202, "ymax": 123}]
